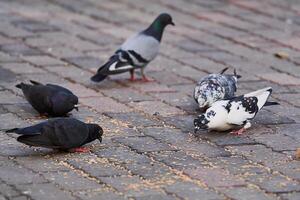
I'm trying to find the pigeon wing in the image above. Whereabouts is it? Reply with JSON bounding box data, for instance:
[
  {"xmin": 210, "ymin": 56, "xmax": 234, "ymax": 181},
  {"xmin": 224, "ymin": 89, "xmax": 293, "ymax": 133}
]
[
  {"xmin": 121, "ymin": 33, "xmax": 160, "ymax": 64},
  {"xmin": 46, "ymin": 84, "xmax": 74, "ymax": 95},
  {"xmin": 52, "ymin": 119, "xmax": 89, "ymax": 149}
]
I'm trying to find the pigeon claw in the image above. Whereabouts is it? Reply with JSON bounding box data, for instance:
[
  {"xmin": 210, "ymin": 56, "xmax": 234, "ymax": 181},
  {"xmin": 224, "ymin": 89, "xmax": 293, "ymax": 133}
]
[
  {"xmin": 70, "ymin": 147, "xmax": 90, "ymax": 153},
  {"xmin": 230, "ymin": 128, "xmax": 245, "ymax": 135},
  {"xmin": 141, "ymin": 76, "xmax": 155, "ymax": 82}
]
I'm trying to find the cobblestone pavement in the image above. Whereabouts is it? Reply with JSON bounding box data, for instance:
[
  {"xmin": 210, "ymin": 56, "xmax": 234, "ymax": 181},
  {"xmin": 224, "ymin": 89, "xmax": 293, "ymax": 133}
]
[{"xmin": 0, "ymin": 0, "xmax": 299, "ymax": 199}]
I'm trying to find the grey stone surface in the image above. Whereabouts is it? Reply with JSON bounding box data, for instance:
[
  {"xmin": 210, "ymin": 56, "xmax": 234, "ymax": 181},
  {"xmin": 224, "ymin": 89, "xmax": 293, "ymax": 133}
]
[{"xmin": 0, "ymin": 0, "xmax": 299, "ymax": 199}]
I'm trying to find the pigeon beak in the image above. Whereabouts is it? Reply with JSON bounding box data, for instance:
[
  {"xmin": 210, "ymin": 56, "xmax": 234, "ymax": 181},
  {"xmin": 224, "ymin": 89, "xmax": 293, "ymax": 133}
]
[
  {"xmin": 98, "ymin": 137, "xmax": 102, "ymax": 143},
  {"xmin": 74, "ymin": 104, "xmax": 79, "ymax": 111},
  {"xmin": 170, "ymin": 21, "xmax": 175, "ymax": 26}
]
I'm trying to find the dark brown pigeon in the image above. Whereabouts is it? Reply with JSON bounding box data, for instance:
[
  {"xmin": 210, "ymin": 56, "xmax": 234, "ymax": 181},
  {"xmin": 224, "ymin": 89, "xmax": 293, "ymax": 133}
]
[
  {"xmin": 6, "ymin": 118, "xmax": 103, "ymax": 152},
  {"xmin": 16, "ymin": 80, "xmax": 78, "ymax": 117}
]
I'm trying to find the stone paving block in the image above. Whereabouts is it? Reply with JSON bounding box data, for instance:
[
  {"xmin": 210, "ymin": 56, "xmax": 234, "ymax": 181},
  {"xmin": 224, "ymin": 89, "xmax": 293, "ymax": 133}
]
[
  {"xmin": 130, "ymin": 82, "xmax": 175, "ymax": 93},
  {"xmin": 1, "ymin": 62, "xmax": 45, "ymax": 74},
  {"xmin": 59, "ymin": 82, "xmax": 103, "ymax": 98},
  {"xmin": 21, "ymin": 55, "xmax": 67, "ymax": 66},
  {"xmin": 106, "ymin": 112, "xmax": 162, "ymax": 128},
  {"xmin": 0, "ymin": 113, "xmax": 29, "ymax": 130},
  {"xmin": 16, "ymin": 183, "xmax": 76, "ymax": 200},
  {"xmin": 218, "ymin": 187, "xmax": 277, "ymax": 200},
  {"xmin": 185, "ymin": 166, "xmax": 247, "ymax": 188},
  {"xmin": 0, "ymin": 182, "xmax": 21, "ymax": 198},
  {"xmin": 149, "ymin": 71, "xmax": 193, "ymax": 85},
  {"xmin": 161, "ymin": 115, "xmax": 194, "ymax": 133},
  {"xmin": 66, "ymin": 154, "xmax": 129, "ymax": 177},
  {"xmin": 101, "ymin": 88, "xmax": 155, "ymax": 103},
  {"xmin": 259, "ymin": 73, "xmax": 300, "ymax": 85},
  {"xmin": 164, "ymin": 181, "xmax": 223, "ymax": 200},
  {"xmin": 0, "ymin": 67, "xmax": 17, "ymax": 82},
  {"xmin": 81, "ymin": 96, "xmax": 131, "ymax": 113},
  {"xmin": 124, "ymin": 161, "xmax": 173, "ymax": 180},
  {"xmin": 272, "ymin": 160, "xmax": 300, "ymax": 181},
  {"xmin": 280, "ymin": 192, "xmax": 300, "ymax": 200},
  {"xmin": 227, "ymin": 145, "xmax": 292, "ymax": 169},
  {"xmin": 75, "ymin": 190, "xmax": 127, "ymax": 200},
  {"xmin": 150, "ymin": 151, "xmax": 205, "ymax": 170},
  {"xmin": 0, "ymin": 164, "xmax": 47, "ymax": 185},
  {"xmin": 3, "ymin": 103, "xmax": 39, "ymax": 119},
  {"xmin": 43, "ymin": 170, "xmax": 101, "ymax": 191},
  {"xmin": 11, "ymin": 195, "xmax": 29, "ymax": 200},
  {"xmin": 15, "ymin": 156, "xmax": 69, "ymax": 172},
  {"xmin": 99, "ymin": 176, "xmax": 165, "ymax": 198},
  {"xmin": 113, "ymin": 136, "xmax": 175, "ymax": 153},
  {"xmin": 251, "ymin": 133, "xmax": 299, "ymax": 151},
  {"xmin": 44, "ymin": 65, "xmax": 94, "ymax": 84},
  {"xmin": 94, "ymin": 145, "xmax": 151, "ymax": 164},
  {"xmin": 151, "ymin": 92, "xmax": 198, "ymax": 114},
  {"xmin": 248, "ymin": 173, "xmax": 300, "ymax": 193},
  {"xmin": 40, "ymin": 46, "xmax": 83, "ymax": 58},
  {"xmin": 12, "ymin": 20, "xmax": 59, "ymax": 32},
  {"xmin": 0, "ymin": 43, "xmax": 42, "ymax": 56},
  {"xmin": 253, "ymin": 109, "xmax": 295, "ymax": 125},
  {"xmin": 129, "ymin": 101, "xmax": 185, "ymax": 117},
  {"xmin": 142, "ymin": 127, "xmax": 190, "ymax": 145},
  {"xmin": 64, "ymin": 56, "xmax": 103, "ymax": 70}
]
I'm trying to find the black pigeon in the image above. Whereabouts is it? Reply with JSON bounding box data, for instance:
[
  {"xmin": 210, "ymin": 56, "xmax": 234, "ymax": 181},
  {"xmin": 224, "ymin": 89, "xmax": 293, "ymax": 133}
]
[
  {"xmin": 6, "ymin": 118, "xmax": 103, "ymax": 152},
  {"xmin": 91, "ymin": 13, "xmax": 175, "ymax": 82},
  {"xmin": 16, "ymin": 80, "xmax": 79, "ymax": 117}
]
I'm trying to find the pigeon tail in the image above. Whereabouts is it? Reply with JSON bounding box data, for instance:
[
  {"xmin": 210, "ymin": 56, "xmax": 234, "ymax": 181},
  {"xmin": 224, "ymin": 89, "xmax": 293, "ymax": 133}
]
[
  {"xmin": 5, "ymin": 128, "xmax": 19, "ymax": 133},
  {"xmin": 264, "ymin": 101, "xmax": 280, "ymax": 106},
  {"xmin": 30, "ymin": 80, "xmax": 42, "ymax": 85},
  {"xmin": 90, "ymin": 73, "xmax": 108, "ymax": 82}
]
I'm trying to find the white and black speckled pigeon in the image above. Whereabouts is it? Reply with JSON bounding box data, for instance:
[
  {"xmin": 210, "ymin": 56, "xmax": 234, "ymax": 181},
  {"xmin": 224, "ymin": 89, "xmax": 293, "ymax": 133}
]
[
  {"xmin": 91, "ymin": 13, "xmax": 175, "ymax": 82},
  {"xmin": 194, "ymin": 68, "xmax": 241, "ymax": 111},
  {"xmin": 16, "ymin": 80, "xmax": 78, "ymax": 117},
  {"xmin": 194, "ymin": 87, "xmax": 279, "ymax": 135},
  {"xmin": 6, "ymin": 118, "xmax": 103, "ymax": 152}
]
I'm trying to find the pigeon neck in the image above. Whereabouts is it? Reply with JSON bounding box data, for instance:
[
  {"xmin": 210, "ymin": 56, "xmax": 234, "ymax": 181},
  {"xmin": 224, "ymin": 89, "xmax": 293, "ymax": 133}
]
[{"xmin": 143, "ymin": 21, "xmax": 165, "ymax": 42}]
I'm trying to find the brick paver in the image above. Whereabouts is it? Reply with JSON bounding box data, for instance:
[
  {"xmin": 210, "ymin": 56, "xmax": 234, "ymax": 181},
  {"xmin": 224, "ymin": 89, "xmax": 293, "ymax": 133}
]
[{"xmin": 0, "ymin": 0, "xmax": 299, "ymax": 199}]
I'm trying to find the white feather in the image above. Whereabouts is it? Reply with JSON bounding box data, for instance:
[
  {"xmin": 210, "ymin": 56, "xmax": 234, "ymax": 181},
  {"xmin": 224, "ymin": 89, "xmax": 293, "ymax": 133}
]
[
  {"xmin": 205, "ymin": 87, "xmax": 273, "ymax": 131},
  {"xmin": 108, "ymin": 61, "xmax": 134, "ymax": 72}
]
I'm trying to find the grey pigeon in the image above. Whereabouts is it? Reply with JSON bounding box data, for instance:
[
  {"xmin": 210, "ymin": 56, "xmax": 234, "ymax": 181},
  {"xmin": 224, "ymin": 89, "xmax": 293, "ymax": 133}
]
[
  {"xmin": 16, "ymin": 80, "xmax": 78, "ymax": 117},
  {"xmin": 91, "ymin": 13, "xmax": 175, "ymax": 82},
  {"xmin": 6, "ymin": 118, "xmax": 103, "ymax": 152},
  {"xmin": 194, "ymin": 68, "xmax": 241, "ymax": 111},
  {"xmin": 194, "ymin": 87, "xmax": 279, "ymax": 135}
]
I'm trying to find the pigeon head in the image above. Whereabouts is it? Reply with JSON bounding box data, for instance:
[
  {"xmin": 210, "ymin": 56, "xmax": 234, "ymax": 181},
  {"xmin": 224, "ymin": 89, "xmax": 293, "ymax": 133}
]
[
  {"xmin": 197, "ymin": 96, "xmax": 209, "ymax": 110},
  {"xmin": 194, "ymin": 114, "xmax": 209, "ymax": 133},
  {"xmin": 88, "ymin": 124, "xmax": 103, "ymax": 143},
  {"xmin": 155, "ymin": 13, "xmax": 175, "ymax": 27},
  {"xmin": 144, "ymin": 13, "xmax": 174, "ymax": 42}
]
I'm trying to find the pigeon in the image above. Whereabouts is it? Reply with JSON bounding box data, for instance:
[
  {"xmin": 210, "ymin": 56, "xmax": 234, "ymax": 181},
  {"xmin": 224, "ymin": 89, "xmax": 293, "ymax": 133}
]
[
  {"xmin": 90, "ymin": 13, "xmax": 175, "ymax": 82},
  {"xmin": 16, "ymin": 80, "xmax": 79, "ymax": 117},
  {"xmin": 194, "ymin": 87, "xmax": 279, "ymax": 135},
  {"xmin": 5, "ymin": 118, "xmax": 103, "ymax": 152},
  {"xmin": 194, "ymin": 67, "xmax": 241, "ymax": 111}
]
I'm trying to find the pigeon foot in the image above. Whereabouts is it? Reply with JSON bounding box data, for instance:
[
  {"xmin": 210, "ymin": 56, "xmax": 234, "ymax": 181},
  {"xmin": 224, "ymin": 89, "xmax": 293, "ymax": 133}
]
[
  {"xmin": 69, "ymin": 147, "xmax": 90, "ymax": 153},
  {"xmin": 141, "ymin": 76, "xmax": 155, "ymax": 82},
  {"xmin": 230, "ymin": 128, "xmax": 245, "ymax": 135}
]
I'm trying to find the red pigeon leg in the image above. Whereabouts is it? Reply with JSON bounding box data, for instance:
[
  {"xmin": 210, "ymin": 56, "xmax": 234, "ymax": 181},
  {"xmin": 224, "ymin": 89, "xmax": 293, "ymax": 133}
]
[
  {"xmin": 69, "ymin": 147, "xmax": 90, "ymax": 153},
  {"xmin": 230, "ymin": 128, "xmax": 246, "ymax": 135}
]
